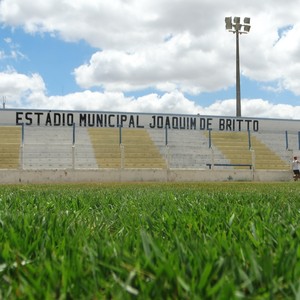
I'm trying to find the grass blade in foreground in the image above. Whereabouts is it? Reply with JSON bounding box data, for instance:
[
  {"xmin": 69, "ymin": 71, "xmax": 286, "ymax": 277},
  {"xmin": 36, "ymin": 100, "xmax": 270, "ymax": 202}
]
[{"xmin": 0, "ymin": 182, "xmax": 300, "ymax": 299}]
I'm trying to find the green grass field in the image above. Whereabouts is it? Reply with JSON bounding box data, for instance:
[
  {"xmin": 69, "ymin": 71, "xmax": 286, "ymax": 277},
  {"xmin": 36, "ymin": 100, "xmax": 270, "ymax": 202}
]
[{"xmin": 1, "ymin": 182, "xmax": 300, "ymax": 299}]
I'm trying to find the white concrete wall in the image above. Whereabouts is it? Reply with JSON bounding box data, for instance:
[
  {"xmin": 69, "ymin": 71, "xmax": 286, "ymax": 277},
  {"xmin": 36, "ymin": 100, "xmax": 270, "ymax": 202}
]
[{"xmin": 0, "ymin": 169, "xmax": 291, "ymax": 184}]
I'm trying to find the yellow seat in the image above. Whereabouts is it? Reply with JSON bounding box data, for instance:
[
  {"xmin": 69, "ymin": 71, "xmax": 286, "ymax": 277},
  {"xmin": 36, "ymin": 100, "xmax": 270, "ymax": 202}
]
[
  {"xmin": 0, "ymin": 126, "xmax": 21, "ymax": 169},
  {"xmin": 88, "ymin": 128, "xmax": 166, "ymax": 169}
]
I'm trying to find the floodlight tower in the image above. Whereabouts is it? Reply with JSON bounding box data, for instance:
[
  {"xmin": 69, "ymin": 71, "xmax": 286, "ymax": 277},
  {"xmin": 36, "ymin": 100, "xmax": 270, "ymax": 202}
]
[{"xmin": 225, "ymin": 17, "xmax": 251, "ymax": 117}]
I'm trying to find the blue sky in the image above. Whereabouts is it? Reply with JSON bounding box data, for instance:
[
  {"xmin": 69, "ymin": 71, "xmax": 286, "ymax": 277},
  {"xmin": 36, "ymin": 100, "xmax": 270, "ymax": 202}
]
[
  {"xmin": 1, "ymin": 0, "xmax": 300, "ymax": 118},
  {"xmin": 0, "ymin": 27, "xmax": 96, "ymax": 95}
]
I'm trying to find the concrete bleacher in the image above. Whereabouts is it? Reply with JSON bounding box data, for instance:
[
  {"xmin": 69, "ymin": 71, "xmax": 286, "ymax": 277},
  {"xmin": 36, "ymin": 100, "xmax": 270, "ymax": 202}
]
[
  {"xmin": 148, "ymin": 129, "xmax": 231, "ymax": 169},
  {"xmin": 253, "ymin": 132, "xmax": 292, "ymax": 167},
  {"xmin": 207, "ymin": 131, "xmax": 290, "ymax": 170},
  {"xmin": 22, "ymin": 126, "xmax": 98, "ymax": 169},
  {"xmin": 88, "ymin": 128, "xmax": 167, "ymax": 168},
  {"xmin": 0, "ymin": 126, "xmax": 21, "ymax": 169},
  {"xmin": 73, "ymin": 127, "xmax": 98, "ymax": 169},
  {"xmin": 0, "ymin": 125, "xmax": 295, "ymax": 171},
  {"xmin": 22, "ymin": 126, "xmax": 73, "ymax": 169}
]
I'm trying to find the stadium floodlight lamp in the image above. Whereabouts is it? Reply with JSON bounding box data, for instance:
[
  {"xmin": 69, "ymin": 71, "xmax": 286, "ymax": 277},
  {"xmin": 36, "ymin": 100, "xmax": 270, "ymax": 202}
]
[
  {"xmin": 225, "ymin": 16, "xmax": 251, "ymax": 117},
  {"xmin": 244, "ymin": 25, "xmax": 251, "ymax": 32},
  {"xmin": 244, "ymin": 17, "xmax": 250, "ymax": 24},
  {"xmin": 233, "ymin": 17, "xmax": 240, "ymax": 24},
  {"xmin": 243, "ymin": 17, "xmax": 251, "ymax": 33},
  {"xmin": 226, "ymin": 16, "xmax": 251, "ymax": 34},
  {"xmin": 225, "ymin": 17, "xmax": 232, "ymax": 30}
]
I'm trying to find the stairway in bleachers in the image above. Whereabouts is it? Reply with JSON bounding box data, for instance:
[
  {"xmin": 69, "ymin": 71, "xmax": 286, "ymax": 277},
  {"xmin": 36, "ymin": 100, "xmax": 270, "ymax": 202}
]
[
  {"xmin": 148, "ymin": 129, "xmax": 230, "ymax": 169},
  {"xmin": 74, "ymin": 127, "xmax": 98, "ymax": 169},
  {"xmin": 0, "ymin": 126, "xmax": 21, "ymax": 169},
  {"xmin": 253, "ymin": 132, "xmax": 293, "ymax": 163},
  {"xmin": 88, "ymin": 128, "xmax": 167, "ymax": 168},
  {"xmin": 22, "ymin": 126, "xmax": 98, "ymax": 169},
  {"xmin": 208, "ymin": 132, "xmax": 290, "ymax": 170}
]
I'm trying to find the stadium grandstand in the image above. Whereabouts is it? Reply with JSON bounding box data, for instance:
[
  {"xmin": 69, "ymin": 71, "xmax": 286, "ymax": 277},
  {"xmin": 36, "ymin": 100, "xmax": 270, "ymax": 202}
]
[{"xmin": 0, "ymin": 108, "xmax": 298, "ymax": 183}]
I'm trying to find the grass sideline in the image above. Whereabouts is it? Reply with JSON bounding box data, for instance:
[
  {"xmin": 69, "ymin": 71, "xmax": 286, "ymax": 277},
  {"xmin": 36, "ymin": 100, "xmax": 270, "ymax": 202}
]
[{"xmin": 1, "ymin": 182, "xmax": 300, "ymax": 299}]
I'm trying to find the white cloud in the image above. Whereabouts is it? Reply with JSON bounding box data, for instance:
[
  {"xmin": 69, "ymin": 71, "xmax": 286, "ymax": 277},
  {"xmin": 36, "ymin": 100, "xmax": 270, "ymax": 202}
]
[
  {"xmin": 0, "ymin": 37, "xmax": 27, "ymax": 61},
  {"xmin": 42, "ymin": 90, "xmax": 204, "ymax": 114},
  {"xmin": 0, "ymin": 71, "xmax": 47, "ymax": 107},
  {"xmin": 1, "ymin": 69, "xmax": 300, "ymax": 120},
  {"xmin": 74, "ymin": 32, "xmax": 231, "ymax": 94},
  {"xmin": 1, "ymin": 0, "xmax": 300, "ymax": 116}
]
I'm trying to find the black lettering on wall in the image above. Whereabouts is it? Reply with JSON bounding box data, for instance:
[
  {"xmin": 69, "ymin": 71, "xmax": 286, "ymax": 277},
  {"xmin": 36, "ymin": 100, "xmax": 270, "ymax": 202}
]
[
  {"xmin": 79, "ymin": 114, "xmax": 87, "ymax": 126},
  {"xmin": 45, "ymin": 113, "xmax": 52, "ymax": 126},
  {"xmin": 253, "ymin": 120, "xmax": 259, "ymax": 131},
  {"xmin": 53, "ymin": 113, "xmax": 61, "ymax": 126},
  {"xmin": 179, "ymin": 117, "xmax": 185, "ymax": 129},
  {"xmin": 245, "ymin": 120, "xmax": 252, "ymax": 131},
  {"xmin": 136, "ymin": 115, "xmax": 144, "ymax": 128},
  {"xmin": 149, "ymin": 116, "xmax": 155, "ymax": 128},
  {"xmin": 172, "ymin": 117, "xmax": 178, "ymax": 129},
  {"xmin": 88, "ymin": 114, "xmax": 95, "ymax": 127},
  {"xmin": 219, "ymin": 119, "xmax": 225, "ymax": 131},
  {"xmin": 199, "ymin": 118, "xmax": 205, "ymax": 130},
  {"xmin": 96, "ymin": 114, "xmax": 104, "ymax": 127},
  {"xmin": 236, "ymin": 119, "xmax": 243, "ymax": 131},
  {"xmin": 120, "ymin": 115, "xmax": 127, "ymax": 127},
  {"xmin": 190, "ymin": 118, "xmax": 196, "ymax": 130},
  {"xmin": 11, "ymin": 111, "xmax": 262, "ymax": 131},
  {"xmin": 67, "ymin": 113, "xmax": 74, "ymax": 126},
  {"xmin": 129, "ymin": 115, "xmax": 135, "ymax": 128},
  {"xmin": 108, "ymin": 114, "xmax": 115, "ymax": 127},
  {"xmin": 34, "ymin": 112, "xmax": 43, "ymax": 125},
  {"xmin": 207, "ymin": 118, "xmax": 212, "ymax": 130},
  {"xmin": 16, "ymin": 112, "xmax": 23, "ymax": 125},
  {"xmin": 25, "ymin": 112, "xmax": 33, "ymax": 125}
]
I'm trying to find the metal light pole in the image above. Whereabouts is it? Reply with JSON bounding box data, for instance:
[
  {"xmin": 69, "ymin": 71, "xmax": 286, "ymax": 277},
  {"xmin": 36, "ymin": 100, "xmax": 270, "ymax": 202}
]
[{"xmin": 225, "ymin": 17, "xmax": 251, "ymax": 117}]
